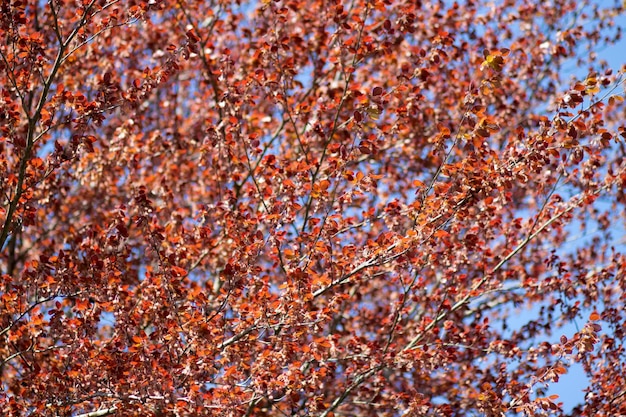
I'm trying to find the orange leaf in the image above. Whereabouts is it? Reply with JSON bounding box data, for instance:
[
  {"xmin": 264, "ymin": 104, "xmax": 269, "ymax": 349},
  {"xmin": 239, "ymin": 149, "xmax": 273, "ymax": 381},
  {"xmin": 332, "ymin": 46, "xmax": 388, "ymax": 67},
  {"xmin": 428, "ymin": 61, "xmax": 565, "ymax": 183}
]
[
  {"xmin": 74, "ymin": 298, "xmax": 90, "ymax": 311},
  {"xmin": 171, "ymin": 266, "xmax": 187, "ymax": 277}
]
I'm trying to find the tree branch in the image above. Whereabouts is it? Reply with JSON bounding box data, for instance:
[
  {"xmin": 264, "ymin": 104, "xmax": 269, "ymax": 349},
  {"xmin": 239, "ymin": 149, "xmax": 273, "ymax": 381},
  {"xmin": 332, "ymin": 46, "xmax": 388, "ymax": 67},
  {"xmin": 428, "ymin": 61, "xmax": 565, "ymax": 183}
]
[{"xmin": 75, "ymin": 407, "xmax": 118, "ymax": 417}]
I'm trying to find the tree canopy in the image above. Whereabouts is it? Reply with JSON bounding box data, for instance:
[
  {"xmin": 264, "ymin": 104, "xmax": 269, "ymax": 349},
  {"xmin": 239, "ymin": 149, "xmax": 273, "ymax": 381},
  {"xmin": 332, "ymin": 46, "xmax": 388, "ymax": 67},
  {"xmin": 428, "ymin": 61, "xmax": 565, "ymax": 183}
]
[{"xmin": 1, "ymin": 0, "xmax": 625, "ymax": 416}]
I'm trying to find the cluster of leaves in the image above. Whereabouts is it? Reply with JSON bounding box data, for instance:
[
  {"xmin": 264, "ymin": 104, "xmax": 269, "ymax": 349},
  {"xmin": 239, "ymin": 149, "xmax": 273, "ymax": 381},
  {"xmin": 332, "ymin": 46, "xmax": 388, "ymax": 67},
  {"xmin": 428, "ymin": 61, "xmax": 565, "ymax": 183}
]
[{"xmin": 1, "ymin": 0, "xmax": 625, "ymax": 416}]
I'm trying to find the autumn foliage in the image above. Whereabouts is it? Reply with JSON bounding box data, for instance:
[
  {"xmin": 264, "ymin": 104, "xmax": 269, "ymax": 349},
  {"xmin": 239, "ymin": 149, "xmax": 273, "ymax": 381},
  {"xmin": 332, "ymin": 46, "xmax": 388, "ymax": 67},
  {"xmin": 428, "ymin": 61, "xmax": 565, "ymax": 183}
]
[{"xmin": 2, "ymin": 0, "xmax": 626, "ymax": 415}]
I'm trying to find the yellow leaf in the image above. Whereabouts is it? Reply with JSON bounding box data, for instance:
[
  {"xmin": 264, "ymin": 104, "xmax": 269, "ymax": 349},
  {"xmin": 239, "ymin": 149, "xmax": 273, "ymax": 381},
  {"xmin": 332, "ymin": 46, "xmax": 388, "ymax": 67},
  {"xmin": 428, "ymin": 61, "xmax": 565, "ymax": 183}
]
[
  {"xmin": 485, "ymin": 54, "xmax": 504, "ymax": 71},
  {"xmin": 367, "ymin": 105, "xmax": 381, "ymax": 120}
]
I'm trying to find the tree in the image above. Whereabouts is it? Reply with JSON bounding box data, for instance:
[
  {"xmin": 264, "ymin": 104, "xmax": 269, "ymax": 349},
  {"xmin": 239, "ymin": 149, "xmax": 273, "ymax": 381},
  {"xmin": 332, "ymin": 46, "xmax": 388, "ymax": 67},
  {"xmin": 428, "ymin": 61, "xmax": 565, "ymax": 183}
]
[{"xmin": 1, "ymin": 0, "xmax": 625, "ymax": 415}]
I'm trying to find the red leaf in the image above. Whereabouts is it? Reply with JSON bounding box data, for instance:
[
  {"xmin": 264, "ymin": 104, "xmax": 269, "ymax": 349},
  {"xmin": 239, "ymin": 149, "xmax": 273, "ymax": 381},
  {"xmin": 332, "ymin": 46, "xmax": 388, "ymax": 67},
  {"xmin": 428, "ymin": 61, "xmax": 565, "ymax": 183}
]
[{"xmin": 171, "ymin": 266, "xmax": 187, "ymax": 277}]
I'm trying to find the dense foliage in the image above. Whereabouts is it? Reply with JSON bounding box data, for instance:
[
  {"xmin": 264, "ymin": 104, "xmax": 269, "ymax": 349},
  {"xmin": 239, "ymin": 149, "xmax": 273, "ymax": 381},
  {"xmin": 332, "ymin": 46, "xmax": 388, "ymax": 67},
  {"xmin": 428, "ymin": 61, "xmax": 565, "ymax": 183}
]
[{"xmin": 1, "ymin": 0, "xmax": 625, "ymax": 415}]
